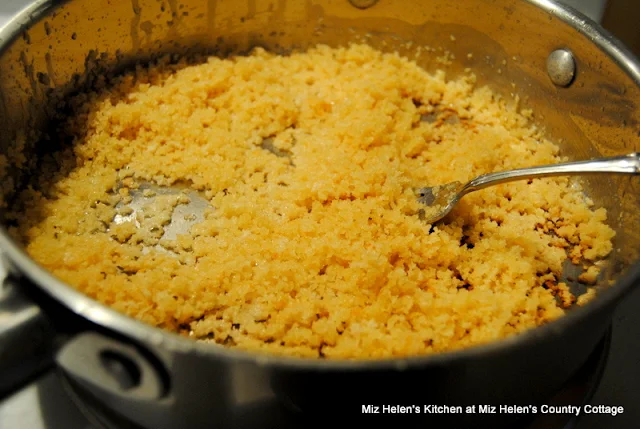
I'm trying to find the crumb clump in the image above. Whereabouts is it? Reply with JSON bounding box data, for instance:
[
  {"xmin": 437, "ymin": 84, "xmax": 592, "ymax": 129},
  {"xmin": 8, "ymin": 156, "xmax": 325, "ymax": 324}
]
[
  {"xmin": 7, "ymin": 43, "xmax": 615, "ymax": 359},
  {"xmin": 578, "ymin": 265, "xmax": 601, "ymax": 285}
]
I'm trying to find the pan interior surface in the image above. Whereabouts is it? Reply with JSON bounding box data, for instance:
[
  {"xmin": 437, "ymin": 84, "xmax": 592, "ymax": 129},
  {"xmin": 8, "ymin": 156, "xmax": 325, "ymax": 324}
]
[{"xmin": 0, "ymin": 0, "xmax": 638, "ymax": 363}]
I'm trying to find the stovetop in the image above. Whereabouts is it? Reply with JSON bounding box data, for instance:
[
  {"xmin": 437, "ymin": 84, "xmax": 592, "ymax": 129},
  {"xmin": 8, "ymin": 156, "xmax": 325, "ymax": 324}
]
[{"xmin": 0, "ymin": 1, "xmax": 637, "ymax": 428}]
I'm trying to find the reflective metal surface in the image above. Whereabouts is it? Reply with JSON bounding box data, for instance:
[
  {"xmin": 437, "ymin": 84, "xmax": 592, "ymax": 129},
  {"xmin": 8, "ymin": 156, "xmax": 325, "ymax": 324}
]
[
  {"xmin": 547, "ymin": 48, "xmax": 577, "ymax": 86},
  {"xmin": 0, "ymin": 0, "xmax": 637, "ymax": 361},
  {"xmin": 55, "ymin": 331, "xmax": 169, "ymax": 403},
  {"xmin": 57, "ymin": 329, "xmax": 614, "ymax": 429},
  {"xmin": 0, "ymin": 0, "xmax": 638, "ymax": 428}
]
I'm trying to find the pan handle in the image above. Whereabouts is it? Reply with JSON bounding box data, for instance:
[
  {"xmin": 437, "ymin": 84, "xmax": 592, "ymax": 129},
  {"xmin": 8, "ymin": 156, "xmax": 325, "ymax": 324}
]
[
  {"xmin": 0, "ymin": 274, "xmax": 56, "ymax": 399},
  {"xmin": 0, "ymin": 267, "xmax": 170, "ymax": 404}
]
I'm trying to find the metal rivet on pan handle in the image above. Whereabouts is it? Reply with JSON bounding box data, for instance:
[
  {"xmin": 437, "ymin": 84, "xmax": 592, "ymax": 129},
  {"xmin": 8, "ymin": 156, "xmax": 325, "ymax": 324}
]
[
  {"xmin": 348, "ymin": 0, "xmax": 379, "ymax": 9},
  {"xmin": 547, "ymin": 49, "xmax": 576, "ymax": 87}
]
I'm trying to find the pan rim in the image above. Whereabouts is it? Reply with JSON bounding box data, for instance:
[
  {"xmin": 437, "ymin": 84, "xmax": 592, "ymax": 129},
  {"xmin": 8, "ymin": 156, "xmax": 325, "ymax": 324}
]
[{"xmin": 0, "ymin": 0, "xmax": 639, "ymax": 370}]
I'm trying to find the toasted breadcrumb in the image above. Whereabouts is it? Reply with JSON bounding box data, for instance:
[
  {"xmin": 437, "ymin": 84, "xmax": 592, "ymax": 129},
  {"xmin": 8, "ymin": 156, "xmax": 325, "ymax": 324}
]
[
  {"xmin": 578, "ymin": 265, "xmax": 601, "ymax": 285},
  {"xmin": 577, "ymin": 288, "xmax": 598, "ymax": 306},
  {"xmin": 6, "ymin": 44, "xmax": 615, "ymax": 359}
]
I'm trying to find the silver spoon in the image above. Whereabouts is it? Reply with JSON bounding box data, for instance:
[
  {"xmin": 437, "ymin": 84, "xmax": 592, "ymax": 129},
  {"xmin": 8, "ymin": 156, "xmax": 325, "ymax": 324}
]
[{"xmin": 417, "ymin": 152, "xmax": 640, "ymax": 224}]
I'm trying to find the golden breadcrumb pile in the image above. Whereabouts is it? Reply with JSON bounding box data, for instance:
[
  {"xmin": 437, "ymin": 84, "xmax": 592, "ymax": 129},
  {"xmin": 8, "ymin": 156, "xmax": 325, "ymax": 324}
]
[{"xmin": 7, "ymin": 43, "xmax": 615, "ymax": 359}]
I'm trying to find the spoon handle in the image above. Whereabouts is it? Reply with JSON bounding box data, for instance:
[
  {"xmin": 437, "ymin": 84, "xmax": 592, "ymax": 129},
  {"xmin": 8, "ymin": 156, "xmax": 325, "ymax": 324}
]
[{"xmin": 462, "ymin": 152, "xmax": 640, "ymax": 194}]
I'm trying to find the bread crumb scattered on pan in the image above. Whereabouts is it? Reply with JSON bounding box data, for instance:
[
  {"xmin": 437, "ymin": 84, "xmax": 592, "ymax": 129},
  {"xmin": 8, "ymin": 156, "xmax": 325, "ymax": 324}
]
[
  {"xmin": 7, "ymin": 43, "xmax": 615, "ymax": 359},
  {"xmin": 578, "ymin": 265, "xmax": 601, "ymax": 285}
]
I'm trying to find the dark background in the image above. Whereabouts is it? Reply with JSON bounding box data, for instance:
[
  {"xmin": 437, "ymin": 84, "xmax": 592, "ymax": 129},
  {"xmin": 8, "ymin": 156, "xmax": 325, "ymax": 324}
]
[
  {"xmin": 578, "ymin": 288, "xmax": 640, "ymax": 428},
  {"xmin": 602, "ymin": 0, "xmax": 640, "ymax": 58}
]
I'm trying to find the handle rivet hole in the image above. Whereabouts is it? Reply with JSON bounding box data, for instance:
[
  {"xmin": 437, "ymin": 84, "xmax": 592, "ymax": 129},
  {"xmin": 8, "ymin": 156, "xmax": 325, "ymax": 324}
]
[{"xmin": 99, "ymin": 349, "xmax": 142, "ymax": 391}]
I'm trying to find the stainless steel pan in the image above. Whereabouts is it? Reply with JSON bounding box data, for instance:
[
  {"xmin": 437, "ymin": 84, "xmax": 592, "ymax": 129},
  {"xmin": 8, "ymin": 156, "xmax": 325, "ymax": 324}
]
[{"xmin": 0, "ymin": 0, "xmax": 638, "ymax": 427}]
